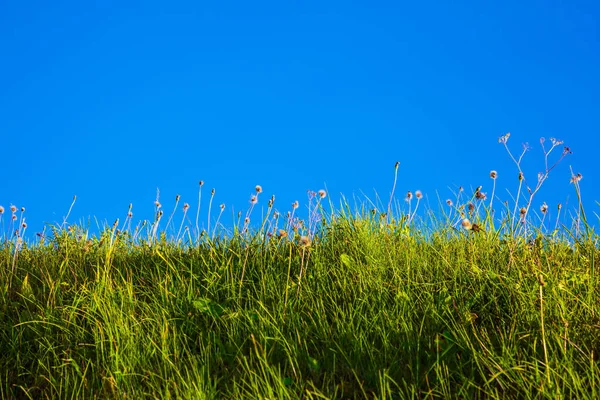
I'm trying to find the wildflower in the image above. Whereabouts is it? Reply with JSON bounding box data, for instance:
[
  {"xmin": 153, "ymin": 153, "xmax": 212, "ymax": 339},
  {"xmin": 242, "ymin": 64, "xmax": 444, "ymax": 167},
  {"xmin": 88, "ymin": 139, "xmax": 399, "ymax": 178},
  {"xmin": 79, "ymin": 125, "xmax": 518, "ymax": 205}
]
[
  {"xmin": 475, "ymin": 190, "xmax": 487, "ymax": 201},
  {"xmin": 461, "ymin": 219, "xmax": 473, "ymax": 230},
  {"xmin": 255, "ymin": 185, "xmax": 263, "ymax": 194},
  {"xmin": 250, "ymin": 195, "xmax": 258, "ymax": 205},
  {"xmin": 490, "ymin": 170, "xmax": 497, "ymax": 179},
  {"xmin": 12, "ymin": 214, "xmax": 17, "ymax": 221},
  {"xmin": 299, "ymin": 235, "xmax": 311, "ymax": 247},
  {"xmin": 244, "ymin": 217, "xmax": 250, "ymax": 224},
  {"xmin": 292, "ymin": 201, "xmax": 299, "ymax": 209},
  {"xmin": 278, "ymin": 229, "xmax": 288, "ymax": 238},
  {"xmin": 540, "ymin": 202, "xmax": 548, "ymax": 214},
  {"xmin": 10, "ymin": 205, "xmax": 17, "ymax": 213},
  {"xmin": 22, "ymin": 222, "xmax": 27, "ymax": 229},
  {"xmin": 468, "ymin": 203, "xmax": 475, "ymax": 212},
  {"xmin": 183, "ymin": 203, "xmax": 190, "ymax": 212},
  {"xmin": 415, "ymin": 190, "xmax": 423, "ymax": 200},
  {"xmin": 520, "ymin": 207, "xmax": 527, "ymax": 218},
  {"xmin": 318, "ymin": 189, "xmax": 327, "ymax": 199},
  {"xmin": 446, "ymin": 199, "xmax": 453, "ymax": 206},
  {"xmin": 498, "ymin": 132, "xmax": 510, "ymax": 144},
  {"xmin": 405, "ymin": 191, "xmax": 413, "ymax": 201},
  {"xmin": 563, "ymin": 146, "xmax": 572, "ymax": 155}
]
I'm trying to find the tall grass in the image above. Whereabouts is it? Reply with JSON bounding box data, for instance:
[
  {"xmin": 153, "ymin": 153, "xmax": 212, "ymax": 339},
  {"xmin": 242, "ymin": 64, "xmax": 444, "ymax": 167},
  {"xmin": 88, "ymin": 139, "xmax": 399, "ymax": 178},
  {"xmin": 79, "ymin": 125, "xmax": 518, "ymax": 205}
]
[{"xmin": 1, "ymin": 135, "xmax": 598, "ymax": 399}]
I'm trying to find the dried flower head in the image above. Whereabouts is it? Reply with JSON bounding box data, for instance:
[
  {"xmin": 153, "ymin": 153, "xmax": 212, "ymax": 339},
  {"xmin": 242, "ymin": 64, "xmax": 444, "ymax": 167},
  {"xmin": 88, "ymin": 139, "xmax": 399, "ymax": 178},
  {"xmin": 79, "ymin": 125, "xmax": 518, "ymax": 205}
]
[
  {"xmin": 540, "ymin": 202, "xmax": 548, "ymax": 214},
  {"xmin": 520, "ymin": 207, "xmax": 527, "ymax": 218},
  {"xmin": 183, "ymin": 203, "xmax": 190, "ymax": 212},
  {"xmin": 490, "ymin": 170, "xmax": 497, "ymax": 179},
  {"xmin": 518, "ymin": 172, "xmax": 524, "ymax": 181},
  {"xmin": 415, "ymin": 190, "xmax": 423, "ymax": 200},
  {"xmin": 299, "ymin": 235, "xmax": 311, "ymax": 247},
  {"xmin": 0, "ymin": 206, "xmax": 4, "ymax": 214},
  {"xmin": 277, "ymin": 229, "xmax": 288, "ymax": 238},
  {"xmin": 446, "ymin": 199, "xmax": 453, "ymax": 207},
  {"xmin": 21, "ymin": 207, "xmax": 25, "ymax": 212},
  {"xmin": 154, "ymin": 201, "xmax": 162, "ymax": 209},
  {"xmin": 468, "ymin": 203, "xmax": 475, "ymax": 212},
  {"xmin": 12, "ymin": 214, "xmax": 17, "ymax": 221},
  {"xmin": 318, "ymin": 189, "xmax": 327, "ymax": 199},
  {"xmin": 22, "ymin": 222, "xmax": 27, "ymax": 229},
  {"xmin": 557, "ymin": 203, "xmax": 562, "ymax": 210},
  {"xmin": 211, "ymin": 188, "xmax": 215, "ymax": 196},
  {"xmin": 405, "ymin": 191, "xmax": 413, "ymax": 201},
  {"xmin": 570, "ymin": 173, "xmax": 583, "ymax": 184},
  {"xmin": 292, "ymin": 201, "xmax": 299, "ymax": 209},
  {"xmin": 10, "ymin": 205, "xmax": 17, "ymax": 213},
  {"xmin": 128, "ymin": 212, "xmax": 133, "ymax": 218},
  {"xmin": 220, "ymin": 203, "xmax": 225, "ymax": 211},
  {"xmin": 250, "ymin": 195, "xmax": 258, "ymax": 205},
  {"xmin": 461, "ymin": 218, "xmax": 473, "ymax": 230},
  {"xmin": 199, "ymin": 180, "xmax": 204, "ymax": 186},
  {"xmin": 475, "ymin": 190, "xmax": 487, "ymax": 201},
  {"xmin": 175, "ymin": 195, "xmax": 180, "ymax": 202},
  {"xmin": 255, "ymin": 185, "xmax": 263, "ymax": 194},
  {"xmin": 498, "ymin": 132, "xmax": 510, "ymax": 144}
]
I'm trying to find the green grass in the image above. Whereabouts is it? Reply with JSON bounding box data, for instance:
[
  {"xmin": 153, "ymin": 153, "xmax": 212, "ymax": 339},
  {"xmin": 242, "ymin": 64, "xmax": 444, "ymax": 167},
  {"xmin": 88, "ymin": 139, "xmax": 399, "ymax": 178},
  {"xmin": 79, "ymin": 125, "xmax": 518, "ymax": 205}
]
[{"xmin": 1, "ymin": 136, "xmax": 599, "ymax": 399}]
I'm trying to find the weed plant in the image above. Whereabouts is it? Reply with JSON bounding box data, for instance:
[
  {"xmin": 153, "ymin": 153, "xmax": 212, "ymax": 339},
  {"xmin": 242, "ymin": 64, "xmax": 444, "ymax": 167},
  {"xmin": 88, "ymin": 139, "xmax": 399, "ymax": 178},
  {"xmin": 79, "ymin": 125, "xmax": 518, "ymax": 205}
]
[{"xmin": 1, "ymin": 135, "xmax": 599, "ymax": 399}]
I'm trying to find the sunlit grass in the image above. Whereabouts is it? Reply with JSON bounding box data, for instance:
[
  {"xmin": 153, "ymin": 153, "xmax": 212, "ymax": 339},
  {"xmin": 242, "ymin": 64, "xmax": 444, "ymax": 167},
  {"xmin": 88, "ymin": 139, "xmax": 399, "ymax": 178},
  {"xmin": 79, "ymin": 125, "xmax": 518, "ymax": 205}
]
[{"xmin": 1, "ymin": 135, "xmax": 598, "ymax": 399}]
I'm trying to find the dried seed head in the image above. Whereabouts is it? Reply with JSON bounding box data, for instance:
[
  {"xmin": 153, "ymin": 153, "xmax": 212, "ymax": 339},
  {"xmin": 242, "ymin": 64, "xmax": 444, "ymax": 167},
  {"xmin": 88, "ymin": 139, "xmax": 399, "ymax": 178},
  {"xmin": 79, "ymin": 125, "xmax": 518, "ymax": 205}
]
[
  {"xmin": 395, "ymin": 161, "xmax": 400, "ymax": 169},
  {"xmin": 175, "ymin": 194, "xmax": 180, "ymax": 202},
  {"xmin": 299, "ymin": 235, "xmax": 311, "ymax": 247},
  {"xmin": 318, "ymin": 189, "xmax": 327, "ymax": 199},
  {"xmin": 520, "ymin": 207, "xmax": 527, "ymax": 217},
  {"xmin": 20, "ymin": 207, "xmax": 25, "ymax": 212},
  {"xmin": 292, "ymin": 201, "xmax": 299, "ymax": 209},
  {"xmin": 10, "ymin": 205, "xmax": 17, "ymax": 213},
  {"xmin": 12, "ymin": 214, "xmax": 17, "ymax": 221},
  {"xmin": 211, "ymin": 188, "xmax": 215, "ymax": 196},
  {"xmin": 415, "ymin": 190, "xmax": 423, "ymax": 200},
  {"xmin": 220, "ymin": 203, "xmax": 225, "ymax": 211},
  {"xmin": 468, "ymin": 203, "xmax": 475, "ymax": 212},
  {"xmin": 461, "ymin": 218, "xmax": 473, "ymax": 230},
  {"xmin": 154, "ymin": 201, "xmax": 162, "ymax": 209},
  {"xmin": 244, "ymin": 217, "xmax": 250, "ymax": 224},
  {"xmin": 405, "ymin": 191, "xmax": 413, "ymax": 201},
  {"xmin": 255, "ymin": 185, "xmax": 263, "ymax": 194},
  {"xmin": 278, "ymin": 229, "xmax": 288, "ymax": 238},
  {"xmin": 475, "ymin": 191, "xmax": 487, "ymax": 201},
  {"xmin": 22, "ymin": 222, "xmax": 27, "ymax": 229},
  {"xmin": 128, "ymin": 212, "xmax": 133, "ymax": 218},
  {"xmin": 518, "ymin": 172, "xmax": 524, "ymax": 181},
  {"xmin": 557, "ymin": 203, "xmax": 562, "ymax": 210},
  {"xmin": 490, "ymin": 170, "xmax": 497, "ymax": 179},
  {"xmin": 540, "ymin": 202, "xmax": 548, "ymax": 214},
  {"xmin": 0, "ymin": 206, "xmax": 4, "ymax": 214},
  {"xmin": 199, "ymin": 180, "xmax": 204, "ymax": 186},
  {"xmin": 250, "ymin": 195, "xmax": 258, "ymax": 205},
  {"xmin": 570, "ymin": 173, "xmax": 583, "ymax": 184},
  {"xmin": 183, "ymin": 203, "xmax": 190, "ymax": 212},
  {"xmin": 446, "ymin": 199, "xmax": 453, "ymax": 207}
]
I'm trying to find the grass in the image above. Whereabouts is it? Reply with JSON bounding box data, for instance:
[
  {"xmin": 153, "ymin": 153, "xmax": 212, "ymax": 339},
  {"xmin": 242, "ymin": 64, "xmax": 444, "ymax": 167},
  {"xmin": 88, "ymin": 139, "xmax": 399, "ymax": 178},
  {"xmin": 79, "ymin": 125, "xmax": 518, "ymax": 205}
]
[{"xmin": 1, "ymin": 135, "xmax": 599, "ymax": 399}]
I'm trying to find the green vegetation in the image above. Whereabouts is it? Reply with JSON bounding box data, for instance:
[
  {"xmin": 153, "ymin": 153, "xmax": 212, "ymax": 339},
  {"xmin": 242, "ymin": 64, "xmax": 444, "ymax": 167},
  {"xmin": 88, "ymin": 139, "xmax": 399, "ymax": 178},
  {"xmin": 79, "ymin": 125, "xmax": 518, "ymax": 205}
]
[{"xmin": 1, "ymin": 136, "xmax": 598, "ymax": 399}]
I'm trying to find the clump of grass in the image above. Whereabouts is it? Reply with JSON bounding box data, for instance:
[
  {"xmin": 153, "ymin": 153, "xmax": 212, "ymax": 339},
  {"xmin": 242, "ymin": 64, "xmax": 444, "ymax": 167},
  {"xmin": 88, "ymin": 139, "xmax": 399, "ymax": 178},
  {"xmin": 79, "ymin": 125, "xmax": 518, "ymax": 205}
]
[{"xmin": 0, "ymin": 135, "xmax": 598, "ymax": 399}]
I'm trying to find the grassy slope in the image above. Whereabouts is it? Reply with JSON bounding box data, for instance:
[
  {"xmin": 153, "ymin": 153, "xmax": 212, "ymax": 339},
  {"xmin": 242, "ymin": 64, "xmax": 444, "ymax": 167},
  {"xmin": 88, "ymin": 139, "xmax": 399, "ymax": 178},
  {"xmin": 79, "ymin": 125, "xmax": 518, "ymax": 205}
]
[{"xmin": 1, "ymin": 209, "xmax": 599, "ymax": 399}]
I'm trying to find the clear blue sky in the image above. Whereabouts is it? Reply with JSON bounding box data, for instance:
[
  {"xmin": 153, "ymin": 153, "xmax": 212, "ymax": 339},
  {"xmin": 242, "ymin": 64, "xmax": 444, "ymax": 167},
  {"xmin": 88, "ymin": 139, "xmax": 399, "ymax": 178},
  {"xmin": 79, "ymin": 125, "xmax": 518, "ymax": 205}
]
[{"xmin": 1, "ymin": 1, "xmax": 598, "ymax": 238}]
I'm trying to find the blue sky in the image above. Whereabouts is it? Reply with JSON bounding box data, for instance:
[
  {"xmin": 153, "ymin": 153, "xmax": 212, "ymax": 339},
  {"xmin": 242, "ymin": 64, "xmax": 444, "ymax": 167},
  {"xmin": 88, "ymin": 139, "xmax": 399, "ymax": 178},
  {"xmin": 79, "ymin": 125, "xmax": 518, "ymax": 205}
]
[{"xmin": 1, "ymin": 0, "xmax": 598, "ymax": 238}]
